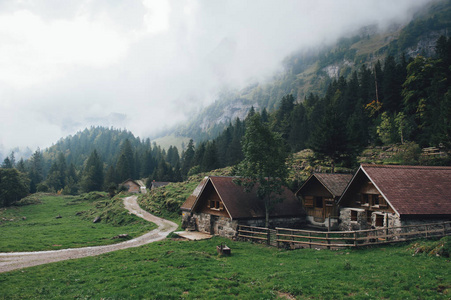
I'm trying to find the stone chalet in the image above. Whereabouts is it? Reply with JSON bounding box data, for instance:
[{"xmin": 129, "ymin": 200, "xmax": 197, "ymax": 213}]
[
  {"xmin": 337, "ymin": 164, "xmax": 451, "ymax": 231},
  {"xmin": 180, "ymin": 176, "xmax": 306, "ymax": 238},
  {"xmin": 296, "ymin": 173, "xmax": 353, "ymax": 229}
]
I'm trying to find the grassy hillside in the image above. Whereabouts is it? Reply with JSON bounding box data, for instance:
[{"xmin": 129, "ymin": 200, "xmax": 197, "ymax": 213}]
[
  {"xmin": 0, "ymin": 236, "xmax": 449, "ymax": 299},
  {"xmin": 0, "ymin": 193, "xmax": 155, "ymax": 252},
  {"xmin": 151, "ymin": 134, "xmax": 192, "ymax": 151}
]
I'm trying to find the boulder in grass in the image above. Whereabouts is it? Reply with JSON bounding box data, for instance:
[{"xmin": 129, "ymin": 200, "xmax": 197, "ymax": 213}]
[
  {"xmin": 93, "ymin": 216, "xmax": 101, "ymax": 223},
  {"xmin": 112, "ymin": 234, "xmax": 129, "ymax": 239}
]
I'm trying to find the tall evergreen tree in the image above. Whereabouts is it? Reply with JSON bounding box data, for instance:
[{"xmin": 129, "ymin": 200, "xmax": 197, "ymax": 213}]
[
  {"xmin": 1, "ymin": 157, "xmax": 13, "ymax": 169},
  {"xmin": 116, "ymin": 139, "xmax": 134, "ymax": 181},
  {"xmin": 80, "ymin": 150, "xmax": 104, "ymax": 192},
  {"xmin": 28, "ymin": 149, "xmax": 43, "ymax": 193},
  {"xmin": 181, "ymin": 139, "xmax": 195, "ymax": 176}
]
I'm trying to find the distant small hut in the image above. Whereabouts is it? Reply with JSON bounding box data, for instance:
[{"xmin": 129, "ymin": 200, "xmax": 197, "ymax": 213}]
[
  {"xmin": 151, "ymin": 181, "xmax": 170, "ymax": 190},
  {"xmin": 120, "ymin": 179, "xmax": 145, "ymax": 194}
]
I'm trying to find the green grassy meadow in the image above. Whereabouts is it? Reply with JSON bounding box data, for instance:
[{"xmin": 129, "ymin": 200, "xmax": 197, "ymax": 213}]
[
  {"xmin": 0, "ymin": 193, "xmax": 156, "ymax": 252},
  {"xmin": 1, "ymin": 236, "xmax": 450, "ymax": 299}
]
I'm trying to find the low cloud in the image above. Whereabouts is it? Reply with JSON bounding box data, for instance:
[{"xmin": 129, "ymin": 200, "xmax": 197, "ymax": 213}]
[{"xmin": 0, "ymin": 0, "xmax": 432, "ymax": 152}]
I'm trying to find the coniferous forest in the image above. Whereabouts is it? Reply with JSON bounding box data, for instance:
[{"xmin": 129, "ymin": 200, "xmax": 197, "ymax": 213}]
[{"xmin": 1, "ymin": 32, "xmax": 451, "ymax": 207}]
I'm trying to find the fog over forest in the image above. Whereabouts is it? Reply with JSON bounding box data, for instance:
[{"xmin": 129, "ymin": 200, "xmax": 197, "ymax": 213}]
[{"xmin": 0, "ymin": 0, "xmax": 431, "ymax": 157}]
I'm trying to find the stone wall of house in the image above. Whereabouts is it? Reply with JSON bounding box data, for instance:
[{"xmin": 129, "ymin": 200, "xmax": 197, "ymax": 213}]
[
  {"xmin": 212, "ymin": 216, "xmax": 239, "ymax": 238},
  {"xmin": 339, "ymin": 208, "xmax": 367, "ymax": 231},
  {"xmin": 182, "ymin": 213, "xmax": 305, "ymax": 238},
  {"xmin": 193, "ymin": 213, "xmax": 211, "ymax": 234}
]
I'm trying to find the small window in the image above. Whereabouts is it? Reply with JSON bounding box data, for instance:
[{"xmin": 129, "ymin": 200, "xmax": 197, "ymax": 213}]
[
  {"xmin": 375, "ymin": 214, "xmax": 384, "ymax": 227},
  {"xmin": 209, "ymin": 199, "xmax": 222, "ymax": 210},
  {"xmin": 360, "ymin": 194, "xmax": 369, "ymax": 205},
  {"xmin": 304, "ymin": 196, "xmax": 314, "ymax": 207},
  {"xmin": 373, "ymin": 195, "xmax": 379, "ymax": 206},
  {"xmin": 315, "ymin": 197, "xmax": 323, "ymax": 208},
  {"xmin": 351, "ymin": 210, "xmax": 358, "ymax": 221}
]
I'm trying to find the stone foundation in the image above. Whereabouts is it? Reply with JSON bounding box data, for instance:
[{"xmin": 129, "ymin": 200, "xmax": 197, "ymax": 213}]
[{"xmin": 182, "ymin": 213, "xmax": 305, "ymax": 238}]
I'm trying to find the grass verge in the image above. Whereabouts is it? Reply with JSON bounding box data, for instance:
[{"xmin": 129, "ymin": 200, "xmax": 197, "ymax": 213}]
[
  {"xmin": 0, "ymin": 237, "xmax": 449, "ymax": 299},
  {"xmin": 0, "ymin": 193, "xmax": 156, "ymax": 252}
]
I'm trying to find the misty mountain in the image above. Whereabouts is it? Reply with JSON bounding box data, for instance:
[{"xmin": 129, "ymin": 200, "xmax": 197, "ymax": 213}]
[{"xmin": 160, "ymin": 0, "xmax": 451, "ymax": 143}]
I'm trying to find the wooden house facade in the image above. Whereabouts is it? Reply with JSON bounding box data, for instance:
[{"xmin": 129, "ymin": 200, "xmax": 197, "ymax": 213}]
[
  {"xmin": 181, "ymin": 176, "xmax": 306, "ymax": 238},
  {"xmin": 337, "ymin": 164, "xmax": 451, "ymax": 231},
  {"xmin": 296, "ymin": 173, "xmax": 352, "ymax": 229}
]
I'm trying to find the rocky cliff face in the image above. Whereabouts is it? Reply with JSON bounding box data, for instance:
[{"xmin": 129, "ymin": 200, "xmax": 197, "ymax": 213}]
[{"xmin": 199, "ymin": 101, "xmax": 258, "ymax": 131}]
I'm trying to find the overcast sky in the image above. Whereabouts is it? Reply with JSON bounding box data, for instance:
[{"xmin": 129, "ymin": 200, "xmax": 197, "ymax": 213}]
[{"xmin": 0, "ymin": 0, "xmax": 432, "ymax": 154}]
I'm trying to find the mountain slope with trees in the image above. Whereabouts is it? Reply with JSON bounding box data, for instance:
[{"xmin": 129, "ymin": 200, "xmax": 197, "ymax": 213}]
[
  {"xmin": 1, "ymin": 0, "xmax": 450, "ymax": 207},
  {"xmin": 162, "ymin": 0, "xmax": 451, "ymax": 144}
]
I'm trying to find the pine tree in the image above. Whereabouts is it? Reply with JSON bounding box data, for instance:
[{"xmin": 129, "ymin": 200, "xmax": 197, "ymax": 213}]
[
  {"xmin": 181, "ymin": 139, "xmax": 195, "ymax": 176},
  {"xmin": 116, "ymin": 139, "xmax": 134, "ymax": 182},
  {"xmin": 1, "ymin": 157, "xmax": 13, "ymax": 169},
  {"xmin": 16, "ymin": 158, "xmax": 26, "ymax": 173},
  {"xmin": 28, "ymin": 149, "xmax": 43, "ymax": 193},
  {"xmin": 309, "ymin": 104, "xmax": 349, "ymax": 172},
  {"xmin": 63, "ymin": 163, "xmax": 78, "ymax": 195},
  {"xmin": 202, "ymin": 141, "xmax": 219, "ymax": 172},
  {"xmin": 80, "ymin": 150, "xmax": 104, "ymax": 192}
]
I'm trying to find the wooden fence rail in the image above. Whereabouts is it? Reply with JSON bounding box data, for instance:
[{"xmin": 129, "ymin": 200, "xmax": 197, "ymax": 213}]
[
  {"xmin": 237, "ymin": 222, "xmax": 451, "ymax": 249},
  {"xmin": 237, "ymin": 225, "xmax": 270, "ymax": 244},
  {"xmin": 276, "ymin": 221, "xmax": 451, "ymax": 249}
]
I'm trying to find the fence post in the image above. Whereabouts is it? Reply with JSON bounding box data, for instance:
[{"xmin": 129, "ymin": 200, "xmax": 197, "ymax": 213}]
[
  {"xmin": 385, "ymin": 213, "xmax": 388, "ymax": 241},
  {"xmin": 425, "ymin": 224, "xmax": 428, "ymax": 239},
  {"xmin": 308, "ymin": 232, "xmax": 312, "ymax": 249},
  {"xmin": 353, "ymin": 231, "xmax": 357, "ymax": 247},
  {"xmin": 326, "ymin": 232, "xmax": 330, "ymax": 250}
]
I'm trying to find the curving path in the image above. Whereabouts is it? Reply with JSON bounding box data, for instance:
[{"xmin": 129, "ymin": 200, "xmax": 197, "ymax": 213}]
[{"xmin": 0, "ymin": 196, "xmax": 178, "ymax": 273}]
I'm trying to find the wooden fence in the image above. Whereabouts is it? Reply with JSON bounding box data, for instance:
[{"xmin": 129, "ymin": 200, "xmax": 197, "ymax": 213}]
[
  {"xmin": 237, "ymin": 222, "xmax": 451, "ymax": 249},
  {"xmin": 237, "ymin": 225, "xmax": 270, "ymax": 244}
]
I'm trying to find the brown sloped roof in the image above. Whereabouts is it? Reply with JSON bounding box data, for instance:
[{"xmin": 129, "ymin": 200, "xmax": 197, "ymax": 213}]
[
  {"xmin": 312, "ymin": 173, "xmax": 353, "ymax": 197},
  {"xmin": 180, "ymin": 177, "xmax": 209, "ymax": 211},
  {"xmin": 359, "ymin": 164, "xmax": 451, "ymax": 216},
  {"xmin": 121, "ymin": 179, "xmax": 140, "ymax": 186},
  {"xmin": 151, "ymin": 181, "xmax": 171, "ymax": 188},
  {"xmin": 207, "ymin": 176, "xmax": 305, "ymax": 219}
]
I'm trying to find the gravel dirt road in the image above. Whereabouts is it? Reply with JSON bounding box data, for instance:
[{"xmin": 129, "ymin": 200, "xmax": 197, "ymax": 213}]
[{"xmin": 0, "ymin": 195, "xmax": 178, "ymax": 273}]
